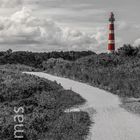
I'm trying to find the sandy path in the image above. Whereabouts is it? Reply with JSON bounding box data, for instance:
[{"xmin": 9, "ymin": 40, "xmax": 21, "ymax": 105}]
[{"xmin": 25, "ymin": 72, "xmax": 140, "ymax": 140}]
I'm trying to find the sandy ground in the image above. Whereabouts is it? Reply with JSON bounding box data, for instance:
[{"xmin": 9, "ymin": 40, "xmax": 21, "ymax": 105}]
[{"xmin": 25, "ymin": 72, "xmax": 140, "ymax": 140}]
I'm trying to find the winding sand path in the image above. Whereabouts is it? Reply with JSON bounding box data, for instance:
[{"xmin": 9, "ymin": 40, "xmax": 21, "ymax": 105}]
[{"xmin": 26, "ymin": 72, "xmax": 140, "ymax": 140}]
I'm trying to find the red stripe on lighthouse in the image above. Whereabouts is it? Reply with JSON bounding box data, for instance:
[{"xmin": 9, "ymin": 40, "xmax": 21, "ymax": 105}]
[
  {"xmin": 108, "ymin": 44, "xmax": 115, "ymax": 50},
  {"xmin": 109, "ymin": 24, "xmax": 114, "ymax": 30},
  {"xmin": 108, "ymin": 34, "xmax": 115, "ymax": 40}
]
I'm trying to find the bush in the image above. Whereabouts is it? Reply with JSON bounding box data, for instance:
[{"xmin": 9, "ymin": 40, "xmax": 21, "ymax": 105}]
[
  {"xmin": 118, "ymin": 44, "xmax": 138, "ymax": 56},
  {"xmin": 0, "ymin": 70, "xmax": 90, "ymax": 140},
  {"xmin": 44, "ymin": 46, "xmax": 140, "ymax": 98}
]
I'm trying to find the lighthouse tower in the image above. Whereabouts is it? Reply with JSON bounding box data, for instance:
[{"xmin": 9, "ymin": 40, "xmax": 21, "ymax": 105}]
[{"xmin": 108, "ymin": 12, "xmax": 115, "ymax": 53}]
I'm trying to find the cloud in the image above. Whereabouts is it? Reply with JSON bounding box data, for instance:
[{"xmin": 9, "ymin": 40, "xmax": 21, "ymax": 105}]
[
  {"xmin": 0, "ymin": 7, "xmax": 98, "ymax": 52},
  {"xmin": 0, "ymin": 0, "xmax": 23, "ymax": 8},
  {"xmin": 117, "ymin": 21, "xmax": 128, "ymax": 30},
  {"xmin": 116, "ymin": 21, "xmax": 138, "ymax": 31},
  {"xmin": 133, "ymin": 39, "xmax": 140, "ymax": 46},
  {"xmin": 93, "ymin": 27, "xmax": 107, "ymax": 45}
]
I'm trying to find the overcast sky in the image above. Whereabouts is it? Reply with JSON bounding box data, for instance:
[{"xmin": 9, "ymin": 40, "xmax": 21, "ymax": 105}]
[{"xmin": 0, "ymin": 0, "xmax": 140, "ymax": 53}]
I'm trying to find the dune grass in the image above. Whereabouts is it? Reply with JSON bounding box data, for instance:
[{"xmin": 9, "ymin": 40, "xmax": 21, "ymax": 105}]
[
  {"xmin": 0, "ymin": 67, "xmax": 92, "ymax": 140},
  {"xmin": 121, "ymin": 98, "xmax": 140, "ymax": 115}
]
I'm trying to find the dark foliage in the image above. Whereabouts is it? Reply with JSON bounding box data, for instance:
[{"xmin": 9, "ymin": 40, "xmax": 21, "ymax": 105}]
[
  {"xmin": 0, "ymin": 50, "xmax": 95, "ymax": 68},
  {"xmin": 0, "ymin": 70, "xmax": 91, "ymax": 140},
  {"xmin": 118, "ymin": 44, "xmax": 139, "ymax": 56}
]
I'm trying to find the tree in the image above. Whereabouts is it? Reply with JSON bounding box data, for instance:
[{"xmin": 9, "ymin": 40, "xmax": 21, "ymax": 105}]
[
  {"xmin": 5, "ymin": 49, "xmax": 12, "ymax": 56},
  {"xmin": 118, "ymin": 44, "xmax": 137, "ymax": 56}
]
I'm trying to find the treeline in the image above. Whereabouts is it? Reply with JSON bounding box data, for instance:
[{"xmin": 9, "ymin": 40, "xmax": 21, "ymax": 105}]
[
  {"xmin": 0, "ymin": 50, "xmax": 95, "ymax": 68},
  {"xmin": 0, "ymin": 69, "xmax": 91, "ymax": 140},
  {"xmin": 43, "ymin": 44, "xmax": 140, "ymax": 98}
]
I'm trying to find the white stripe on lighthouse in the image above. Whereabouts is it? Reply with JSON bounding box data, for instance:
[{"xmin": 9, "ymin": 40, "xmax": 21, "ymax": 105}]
[
  {"xmin": 108, "ymin": 40, "xmax": 115, "ymax": 44},
  {"xmin": 109, "ymin": 30, "xmax": 114, "ymax": 34}
]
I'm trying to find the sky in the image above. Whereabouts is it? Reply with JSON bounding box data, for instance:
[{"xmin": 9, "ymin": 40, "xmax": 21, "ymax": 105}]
[{"xmin": 0, "ymin": 0, "xmax": 140, "ymax": 53}]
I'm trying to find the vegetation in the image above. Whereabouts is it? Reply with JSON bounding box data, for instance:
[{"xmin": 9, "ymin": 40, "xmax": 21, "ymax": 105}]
[
  {"xmin": 0, "ymin": 69, "xmax": 92, "ymax": 140},
  {"xmin": 0, "ymin": 44, "xmax": 140, "ymax": 139},
  {"xmin": 43, "ymin": 44, "xmax": 140, "ymax": 98},
  {"xmin": 120, "ymin": 98, "xmax": 140, "ymax": 115},
  {"xmin": 0, "ymin": 50, "xmax": 95, "ymax": 68},
  {"xmin": 0, "ymin": 64, "xmax": 38, "ymax": 72}
]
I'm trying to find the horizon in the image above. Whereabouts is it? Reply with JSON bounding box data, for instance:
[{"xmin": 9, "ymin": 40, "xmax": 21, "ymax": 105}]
[{"xmin": 0, "ymin": 0, "xmax": 140, "ymax": 53}]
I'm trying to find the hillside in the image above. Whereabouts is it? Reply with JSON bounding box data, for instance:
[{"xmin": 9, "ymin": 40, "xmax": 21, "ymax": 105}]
[
  {"xmin": 42, "ymin": 45, "xmax": 140, "ymax": 114},
  {"xmin": 0, "ymin": 50, "xmax": 95, "ymax": 68},
  {"xmin": 43, "ymin": 45, "xmax": 140, "ymax": 98},
  {"xmin": 28, "ymin": 72, "xmax": 140, "ymax": 140},
  {"xmin": 0, "ymin": 68, "xmax": 91, "ymax": 140}
]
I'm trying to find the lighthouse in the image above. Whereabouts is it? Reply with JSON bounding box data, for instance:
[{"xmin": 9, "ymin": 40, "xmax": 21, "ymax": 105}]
[{"xmin": 108, "ymin": 12, "xmax": 115, "ymax": 53}]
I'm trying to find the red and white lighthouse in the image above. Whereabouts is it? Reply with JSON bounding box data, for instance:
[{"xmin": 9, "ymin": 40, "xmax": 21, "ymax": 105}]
[{"xmin": 108, "ymin": 12, "xmax": 115, "ymax": 53}]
